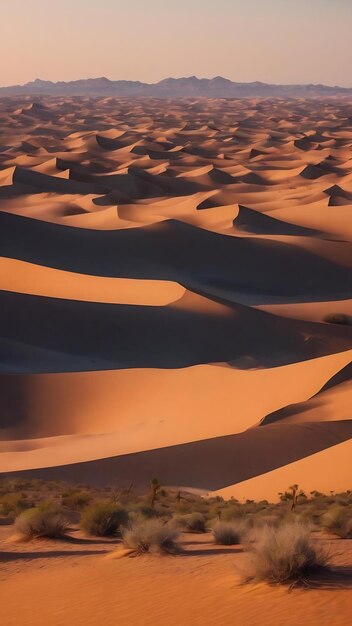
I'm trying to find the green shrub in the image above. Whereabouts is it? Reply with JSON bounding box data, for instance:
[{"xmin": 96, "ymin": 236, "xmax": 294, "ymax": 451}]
[
  {"xmin": 15, "ymin": 502, "xmax": 69, "ymax": 539},
  {"xmin": 241, "ymin": 522, "xmax": 329, "ymax": 585},
  {"xmin": 80, "ymin": 500, "xmax": 128, "ymax": 536},
  {"xmin": 122, "ymin": 520, "xmax": 180, "ymax": 555}
]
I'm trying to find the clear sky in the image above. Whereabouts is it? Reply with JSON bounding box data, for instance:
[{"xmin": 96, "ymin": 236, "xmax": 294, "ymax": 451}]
[{"xmin": 2, "ymin": 0, "xmax": 351, "ymax": 87}]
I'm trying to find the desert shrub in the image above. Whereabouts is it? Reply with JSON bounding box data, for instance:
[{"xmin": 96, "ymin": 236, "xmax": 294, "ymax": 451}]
[
  {"xmin": 323, "ymin": 313, "xmax": 352, "ymax": 325},
  {"xmin": 321, "ymin": 506, "xmax": 352, "ymax": 539},
  {"xmin": 61, "ymin": 490, "xmax": 92, "ymax": 510},
  {"xmin": 122, "ymin": 520, "xmax": 180, "ymax": 555},
  {"xmin": 1, "ymin": 492, "xmax": 33, "ymax": 519},
  {"xmin": 294, "ymin": 507, "xmax": 320, "ymax": 526},
  {"xmin": 212, "ymin": 521, "xmax": 243, "ymax": 545},
  {"xmin": 80, "ymin": 500, "xmax": 128, "ymax": 536},
  {"xmin": 241, "ymin": 522, "xmax": 329, "ymax": 585},
  {"xmin": 173, "ymin": 512, "xmax": 206, "ymax": 533},
  {"xmin": 251, "ymin": 512, "xmax": 282, "ymax": 528},
  {"xmin": 220, "ymin": 506, "xmax": 246, "ymax": 522},
  {"xmin": 15, "ymin": 502, "xmax": 69, "ymax": 539},
  {"xmin": 129, "ymin": 503, "xmax": 158, "ymax": 519}
]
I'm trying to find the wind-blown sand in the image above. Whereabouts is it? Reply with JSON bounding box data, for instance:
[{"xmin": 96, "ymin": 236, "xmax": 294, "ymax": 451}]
[{"xmin": 0, "ymin": 96, "xmax": 351, "ymax": 491}]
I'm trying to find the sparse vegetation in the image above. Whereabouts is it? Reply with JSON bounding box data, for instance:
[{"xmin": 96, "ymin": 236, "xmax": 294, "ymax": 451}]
[
  {"xmin": 15, "ymin": 502, "xmax": 69, "ymax": 539},
  {"xmin": 80, "ymin": 500, "xmax": 128, "ymax": 536},
  {"xmin": 122, "ymin": 519, "xmax": 180, "ymax": 555},
  {"xmin": 1, "ymin": 477, "xmax": 351, "ymax": 548},
  {"xmin": 241, "ymin": 522, "xmax": 330, "ymax": 585}
]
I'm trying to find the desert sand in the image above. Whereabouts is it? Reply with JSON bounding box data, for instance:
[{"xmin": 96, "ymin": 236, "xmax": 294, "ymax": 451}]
[
  {"xmin": 1, "ymin": 525, "xmax": 351, "ymax": 626},
  {"xmin": 0, "ymin": 96, "xmax": 351, "ymax": 625}
]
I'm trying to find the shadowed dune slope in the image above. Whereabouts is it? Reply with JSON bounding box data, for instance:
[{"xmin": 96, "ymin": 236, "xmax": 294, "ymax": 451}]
[
  {"xmin": 1, "ymin": 213, "xmax": 351, "ymax": 303},
  {"xmin": 1, "ymin": 289, "xmax": 351, "ymax": 373},
  {"xmin": 1, "ymin": 420, "xmax": 351, "ymax": 488}
]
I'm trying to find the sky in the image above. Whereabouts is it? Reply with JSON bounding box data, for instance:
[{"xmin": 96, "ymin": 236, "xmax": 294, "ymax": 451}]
[{"xmin": 1, "ymin": 0, "xmax": 352, "ymax": 87}]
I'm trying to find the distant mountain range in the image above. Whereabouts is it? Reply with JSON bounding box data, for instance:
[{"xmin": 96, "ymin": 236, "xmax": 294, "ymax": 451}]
[{"xmin": 1, "ymin": 76, "xmax": 351, "ymax": 98}]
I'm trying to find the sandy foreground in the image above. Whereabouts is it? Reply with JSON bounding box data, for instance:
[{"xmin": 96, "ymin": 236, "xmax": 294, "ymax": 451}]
[{"xmin": 1, "ymin": 526, "xmax": 351, "ymax": 626}]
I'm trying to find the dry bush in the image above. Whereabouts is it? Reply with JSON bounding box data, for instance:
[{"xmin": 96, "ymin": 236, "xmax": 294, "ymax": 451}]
[
  {"xmin": 212, "ymin": 521, "xmax": 243, "ymax": 545},
  {"xmin": 80, "ymin": 500, "xmax": 128, "ymax": 536},
  {"xmin": 61, "ymin": 490, "xmax": 92, "ymax": 510},
  {"xmin": 321, "ymin": 506, "xmax": 352, "ymax": 539},
  {"xmin": 173, "ymin": 512, "xmax": 206, "ymax": 533},
  {"xmin": 129, "ymin": 503, "xmax": 158, "ymax": 519},
  {"xmin": 122, "ymin": 519, "xmax": 180, "ymax": 555},
  {"xmin": 15, "ymin": 502, "xmax": 69, "ymax": 539},
  {"xmin": 241, "ymin": 522, "xmax": 329, "ymax": 585},
  {"xmin": 220, "ymin": 506, "xmax": 245, "ymax": 522},
  {"xmin": 1, "ymin": 492, "xmax": 34, "ymax": 520}
]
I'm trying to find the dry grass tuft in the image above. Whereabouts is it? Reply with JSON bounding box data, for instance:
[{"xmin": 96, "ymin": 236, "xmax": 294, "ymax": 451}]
[
  {"xmin": 212, "ymin": 521, "xmax": 243, "ymax": 545},
  {"xmin": 241, "ymin": 522, "xmax": 330, "ymax": 586},
  {"xmin": 80, "ymin": 500, "xmax": 128, "ymax": 536},
  {"xmin": 321, "ymin": 506, "xmax": 352, "ymax": 539},
  {"xmin": 122, "ymin": 519, "xmax": 180, "ymax": 555}
]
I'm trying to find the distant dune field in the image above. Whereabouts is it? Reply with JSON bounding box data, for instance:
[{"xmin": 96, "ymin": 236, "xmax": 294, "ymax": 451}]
[{"xmin": 0, "ymin": 96, "xmax": 351, "ymax": 499}]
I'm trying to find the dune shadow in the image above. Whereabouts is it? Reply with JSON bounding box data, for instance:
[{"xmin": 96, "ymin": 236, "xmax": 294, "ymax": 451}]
[
  {"xmin": 0, "ymin": 549, "xmax": 109, "ymax": 562},
  {"xmin": 182, "ymin": 546, "xmax": 243, "ymax": 557},
  {"xmin": 63, "ymin": 534, "xmax": 120, "ymax": 546},
  {"xmin": 180, "ymin": 539, "xmax": 209, "ymax": 545},
  {"xmin": 308, "ymin": 566, "xmax": 352, "ymax": 591}
]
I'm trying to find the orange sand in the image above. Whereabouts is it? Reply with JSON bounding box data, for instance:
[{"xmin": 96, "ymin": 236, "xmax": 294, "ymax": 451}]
[{"xmin": 1, "ymin": 527, "xmax": 351, "ymax": 626}]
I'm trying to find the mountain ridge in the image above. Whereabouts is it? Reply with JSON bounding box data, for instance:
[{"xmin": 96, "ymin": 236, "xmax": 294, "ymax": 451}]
[{"xmin": 1, "ymin": 76, "xmax": 351, "ymax": 97}]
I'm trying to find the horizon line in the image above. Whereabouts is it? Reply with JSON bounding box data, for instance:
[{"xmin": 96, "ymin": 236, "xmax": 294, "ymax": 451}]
[{"xmin": 1, "ymin": 75, "xmax": 352, "ymax": 91}]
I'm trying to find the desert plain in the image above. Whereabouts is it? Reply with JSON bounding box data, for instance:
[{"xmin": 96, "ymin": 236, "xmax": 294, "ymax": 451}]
[{"xmin": 0, "ymin": 95, "xmax": 351, "ymax": 624}]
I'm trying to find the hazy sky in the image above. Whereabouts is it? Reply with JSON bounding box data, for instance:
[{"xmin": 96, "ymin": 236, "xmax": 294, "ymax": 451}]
[{"xmin": 2, "ymin": 0, "xmax": 352, "ymax": 87}]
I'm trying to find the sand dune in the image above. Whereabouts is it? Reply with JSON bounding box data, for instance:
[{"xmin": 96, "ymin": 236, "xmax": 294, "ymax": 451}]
[
  {"xmin": 1, "ymin": 213, "xmax": 351, "ymax": 304},
  {"xmin": 2, "ymin": 420, "xmax": 351, "ymax": 488},
  {"xmin": 0, "ymin": 96, "xmax": 351, "ymax": 498},
  {"xmin": 215, "ymin": 438, "xmax": 352, "ymax": 501},
  {"xmin": 1, "ymin": 350, "xmax": 350, "ymax": 445},
  {"xmin": 0, "ymin": 257, "xmax": 185, "ymax": 305},
  {"xmin": 1, "ymin": 289, "xmax": 351, "ymax": 373}
]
